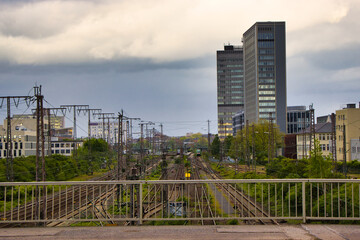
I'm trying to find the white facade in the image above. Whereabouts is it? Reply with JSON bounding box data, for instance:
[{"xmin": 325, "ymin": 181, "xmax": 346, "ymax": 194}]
[{"xmin": 90, "ymin": 121, "xmax": 127, "ymax": 145}]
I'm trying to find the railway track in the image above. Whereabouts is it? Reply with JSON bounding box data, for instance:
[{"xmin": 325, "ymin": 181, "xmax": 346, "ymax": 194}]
[
  {"xmin": 195, "ymin": 156, "xmax": 278, "ymax": 225},
  {"xmin": 191, "ymin": 161, "xmax": 216, "ymax": 225},
  {"xmin": 0, "ymin": 170, "xmax": 117, "ymax": 227},
  {"xmin": 142, "ymin": 164, "xmax": 184, "ymax": 219}
]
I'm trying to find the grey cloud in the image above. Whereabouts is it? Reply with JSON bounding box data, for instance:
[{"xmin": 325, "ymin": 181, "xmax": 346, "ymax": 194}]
[
  {"xmin": 302, "ymin": 44, "xmax": 360, "ymax": 71},
  {"xmin": 0, "ymin": 57, "xmax": 217, "ymax": 136},
  {"xmin": 0, "ymin": 55, "xmax": 214, "ymax": 75}
]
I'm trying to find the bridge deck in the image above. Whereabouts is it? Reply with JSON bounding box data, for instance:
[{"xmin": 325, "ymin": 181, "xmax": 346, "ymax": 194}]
[{"xmin": 1, "ymin": 225, "xmax": 359, "ymax": 240}]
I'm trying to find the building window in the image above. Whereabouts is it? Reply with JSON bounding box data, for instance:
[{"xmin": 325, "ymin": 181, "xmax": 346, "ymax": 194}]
[
  {"xmin": 259, "ymin": 90, "xmax": 275, "ymax": 95},
  {"xmin": 258, "ymin": 41, "xmax": 274, "ymax": 48},
  {"xmin": 259, "ymin": 102, "xmax": 275, "ymax": 107},
  {"xmin": 259, "ymin": 96, "xmax": 275, "ymax": 101}
]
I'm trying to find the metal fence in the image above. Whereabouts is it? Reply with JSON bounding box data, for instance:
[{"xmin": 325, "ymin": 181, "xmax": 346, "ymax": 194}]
[{"xmin": 1, "ymin": 179, "xmax": 360, "ymax": 225}]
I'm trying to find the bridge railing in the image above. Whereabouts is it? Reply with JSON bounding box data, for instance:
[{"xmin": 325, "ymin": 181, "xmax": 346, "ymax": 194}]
[{"xmin": 1, "ymin": 179, "xmax": 359, "ymax": 225}]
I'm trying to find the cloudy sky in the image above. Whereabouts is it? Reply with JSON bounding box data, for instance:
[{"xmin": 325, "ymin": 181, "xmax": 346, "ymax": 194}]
[{"xmin": 0, "ymin": 0, "xmax": 359, "ymax": 136}]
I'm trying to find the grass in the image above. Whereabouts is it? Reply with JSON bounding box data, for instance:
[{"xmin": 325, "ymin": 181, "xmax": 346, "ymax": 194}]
[{"xmin": 68, "ymin": 169, "xmax": 109, "ymax": 181}]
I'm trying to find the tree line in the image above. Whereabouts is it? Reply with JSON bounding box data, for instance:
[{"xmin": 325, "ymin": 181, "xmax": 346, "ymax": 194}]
[{"xmin": 0, "ymin": 138, "xmax": 112, "ymax": 182}]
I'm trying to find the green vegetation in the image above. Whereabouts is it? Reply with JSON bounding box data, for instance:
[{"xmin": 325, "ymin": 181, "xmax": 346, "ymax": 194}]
[
  {"xmin": 0, "ymin": 138, "xmax": 114, "ymax": 182},
  {"xmin": 210, "ymin": 134, "xmax": 220, "ymax": 158},
  {"xmin": 229, "ymin": 121, "xmax": 284, "ymax": 166}
]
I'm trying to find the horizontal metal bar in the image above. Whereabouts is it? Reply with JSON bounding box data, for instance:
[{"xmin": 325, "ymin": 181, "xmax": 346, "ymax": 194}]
[{"xmin": 2, "ymin": 178, "xmax": 360, "ymax": 186}]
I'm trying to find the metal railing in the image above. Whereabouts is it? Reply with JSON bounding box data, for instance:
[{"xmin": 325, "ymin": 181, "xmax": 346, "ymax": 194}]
[{"xmin": 1, "ymin": 179, "xmax": 360, "ymax": 225}]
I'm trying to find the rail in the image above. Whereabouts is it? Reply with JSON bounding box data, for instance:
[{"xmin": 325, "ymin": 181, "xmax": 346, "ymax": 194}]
[{"xmin": 1, "ymin": 179, "xmax": 360, "ymax": 225}]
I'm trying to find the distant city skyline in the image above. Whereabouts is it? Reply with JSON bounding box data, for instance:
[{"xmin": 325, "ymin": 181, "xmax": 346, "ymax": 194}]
[{"xmin": 0, "ymin": 0, "xmax": 359, "ymax": 136}]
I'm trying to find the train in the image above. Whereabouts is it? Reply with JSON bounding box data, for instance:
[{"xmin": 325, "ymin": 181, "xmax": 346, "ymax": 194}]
[{"xmin": 196, "ymin": 149, "xmax": 201, "ymax": 156}]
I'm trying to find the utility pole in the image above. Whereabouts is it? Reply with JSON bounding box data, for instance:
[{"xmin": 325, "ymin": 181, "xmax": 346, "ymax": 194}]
[
  {"xmin": 93, "ymin": 112, "xmax": 114, "ymax": 141},
  {"xmin": 207, "ymin": 120, "xmax": 211, "ymax": 152},
  {"xmin": 302, "ymin": 114, "xmax": 306, "ymax": 159},
  {"xmin": 45, "ymin": 108, "xmax": 66, "ymax": 156},
  {"xmin": 34, "ymin": 86, "xmax": 46, "ymax": 182},
  {"xmin": 140, "ymin": 121, "xmax": 154, "ymax": 173},
  {"xmin": 331, "ymin": 113, "xmax": 337, "ymax": 165},
  {"xmin": 245, "ymin": 120, "xmax": 249, "ymax": 170},
  {"xmin": 125, "ymin": 117, "xmax": 140, "ymax": 164},
  {"xmin": 60, "ymin": 105, "xmax": 89, "ymax": 155},
  {"xmin": 34, "ymin": 86, "xmax": 45, "ymax": 224},
  {"xmin": 0, "ymin": 95, "xmax": 33, "ymax": 181},
  {"xmin": 7, "ymin": 97, "xmax": 11, "ymax": 181},
  {"xmin": 268, "ymin": 113, "xmax": 273, "ymax": 163},
  {"xmin": 116, "ymin": 111, "xmax": 125, "ymax": 216},
  {"xmin": 160, "ymin": 123, "xmax": 164, "ymax": 153},
  {"xmin": 252, "ymin": 124, "xmax": 256, "ymax": 173},
  {"xmin": 152, "ymin": 127, "xmax": 156, "ymax": 156},
  {"xmin": 117, "ymin": 111, "xmax": 124, "ymax": 180},
  {"xmin": 343, "ymin": 124, "xmax": 347, "ymax": 177},
  {"xmin": 139, "ymin": 123, "xmax": 144, "ymax": 174},
  {"xmin": 309, "ymin": 105, "xmax": 315, "ymax": 158},
  {"xmin": 240, "ymin": 129, "xmax": 244, "ymax": 167},
  {"xmin": 81, "ymin": 108, "xmax": 102, "ymax": 139},
  {"xmin": 33, "ymin": 107, "xmax": 66, "ymax": 156}
]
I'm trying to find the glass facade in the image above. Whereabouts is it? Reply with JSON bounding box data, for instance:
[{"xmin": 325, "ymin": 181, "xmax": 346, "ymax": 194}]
[
  {"xmin": 243, "ymin": 22, "xmax": 287, "ymax": 133},
  {"xmin": 217, "ymin": 45, "xmax": 244, "ymax": 139},
  {"xmin": 286, "ymin": 106, "xmax": 311, "ymax": 134}
]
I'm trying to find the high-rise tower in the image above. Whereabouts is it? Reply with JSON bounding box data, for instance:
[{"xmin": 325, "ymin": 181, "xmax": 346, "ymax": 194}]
[
  {"xmin": 243, "ymin": 22, "xmax": 287, "ymax": 133},
  {"xmin": 216, "ymin": 45, "xmax": 244, "ymax": 139}
]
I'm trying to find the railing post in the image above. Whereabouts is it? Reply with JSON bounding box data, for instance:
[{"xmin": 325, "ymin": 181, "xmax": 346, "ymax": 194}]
[
  {"xmin": 139, "ymin": 182, "xmax": 143, "ymax": 225},
  {"xmin": 302, "ymin": 181, "xmax": 306, "ymax": 223}
]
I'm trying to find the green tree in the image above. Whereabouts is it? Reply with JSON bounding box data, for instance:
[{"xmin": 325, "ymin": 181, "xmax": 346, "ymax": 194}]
[
  {"xmin": 211, "ymin": 134, "xmax": 220, "ymax": 158},
  {"xmin": 224, "ymin": 135, "xmax": 233, "ymax": 156},
  {"xmin": 306, "ymin": 139, "xmax": 333, "ymax": 178},
  {"xmin": 229, "ymin": 121, "xmax": 284, "ymax": 165},
  {"xmin": 76, "ymin": 138, "xmax": 112, "ymax": 175}
]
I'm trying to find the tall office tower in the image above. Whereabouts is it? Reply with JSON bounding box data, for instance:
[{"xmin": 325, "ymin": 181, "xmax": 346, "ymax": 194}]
[
  {"xmin": 217, "ymin": 45, "xmax": 244, "ymax": 139},
  {"xmin": 243, "ymin": 22, "xmax": 287, "ymax": 133}
]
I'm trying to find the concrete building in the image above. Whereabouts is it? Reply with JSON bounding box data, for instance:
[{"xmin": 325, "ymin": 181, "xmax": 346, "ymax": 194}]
[
  {"xmin": 0, "ymin": 129, "xmax": 38, "ymax": 158},
  {"xmin": 11, "ymin": 114, "xmax": 64, "ymax": 131},
  {"xmin": 232, "ymin": 110, "xmax": 245, "ymax": 136},
  {"xmin": 51, "ymin": 139, "xmax": 82, "ymax": 156},
  {"xmin": 243, "ymin": 22, "xmax": 287, "ymax": 133},
  {"xmin": 336, "ymin": 103, "xmax": 360, "ymax": 161},
  {"xmin": 296, "ymin": 122, "xmax": 333, "ymax": 159},
  {"xmin": 52, "ymin": 127, "xmax": 73, "ymax": 140},
  {"xmin": 217, "ymin": 44, "xmax": 244, "ymax": 139},
  {"xmin": 0, "ymin": 114, "xmax": 78, "ymax": 158},
  {"xmin": 287, "ymin": 106, "xmax": 311, "ymax": 134},
  {"xmin": 90, "ymin": 121, "xmax": 126, "ymax": 145}
]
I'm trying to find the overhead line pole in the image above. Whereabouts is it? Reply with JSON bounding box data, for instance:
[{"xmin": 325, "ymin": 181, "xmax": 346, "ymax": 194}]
[
  {"xmin": 93, "ymin": 113, "xmax": 115, "ymax": 141},
  {"xmin": 82, "ymin": 108, "xmax": 102, "ymax": 139},
  {"xmin": 32, "ymin": 107, "xmax": 66, "ymax": 156},
  {"xmin": 60, "ymin": 104, "xmax": 89, "ymax": 156},
  {"xmin": 126, "ymin": 117, "xmax": 140, "ymax": 162},
  {"xmin": 0, "ymin": 95, "xmax": 33, "ymax": 182},
  {"xmin": 207, "ymin": 120, "xmax": 211, "ymax": 152}
]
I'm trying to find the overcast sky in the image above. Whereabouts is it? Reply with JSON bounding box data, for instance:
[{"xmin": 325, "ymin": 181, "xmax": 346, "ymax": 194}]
[{"xmin": 0, "ymin": 0, "xmax": 359, "ymax": 137}]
